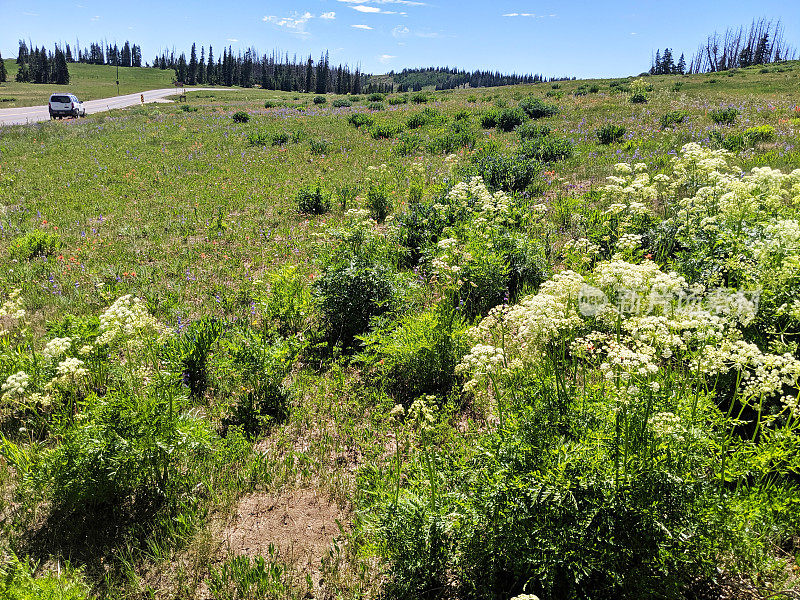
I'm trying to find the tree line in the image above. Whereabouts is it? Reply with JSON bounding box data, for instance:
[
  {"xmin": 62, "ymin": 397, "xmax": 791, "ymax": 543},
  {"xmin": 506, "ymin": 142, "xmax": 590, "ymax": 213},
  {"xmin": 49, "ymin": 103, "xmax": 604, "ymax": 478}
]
[
  {"xmin": 17, "ymin": 39, "xmax": 143, "ymax": 68},
  {"xmin": 649, "ymin": 48, "xmax": 687, "ymax": 75},
  {"xmin": 388, "ymin": 67, "xmax": 555, "ymax": 91},
  {"xmin": 153, "ymin": 44, "xmax": 367, "ymax": 93},
  {"xmin": 648, "ymin": 18, "xmax": 797, "ymax": 74},
  {"xmin": 14, "ymin": 43, "xmax": 70, "ymax": 84}
]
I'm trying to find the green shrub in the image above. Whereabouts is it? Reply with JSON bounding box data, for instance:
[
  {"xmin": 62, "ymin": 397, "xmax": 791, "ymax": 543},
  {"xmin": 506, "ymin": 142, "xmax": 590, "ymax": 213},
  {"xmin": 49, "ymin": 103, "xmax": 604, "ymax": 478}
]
[
  {"xmin": 367, "ymin": 181, "xmax": 392, "ymax": 222},
  {"xmin": 368, "ymin": 93, "xmax": 386, "ymax": 102},
  {"xmin": 710, "ymin": 107, "xmax": 739, "ymax": 125},
  {"xmin": 660, "ymin": 110, "xmax": 689, "ymax": 128},
  {"xmin": 496, "ymin": 107, "xmax": 526, "ymax": 132},
  {"xmin": 573, "ymin": 86, "xmax": 588, "ymax": 97},
  {"xmin": 479, "ymin": 109, "xmax": 500, "ymax": 129},
  {"xmin": 671, "ymin": 81, "xmax": 684, "ymax": 92},
  {"xmin": 271, "ymin": 131, "xmax": 290, "ymax": 146},
  {"xmin": 332, "ymin": 98, "xmax": 352, "ymax": 108},
  {"xmin": 371, "ymin": 121, "xmax": 405, "ymax": 139},
  {"xmin": 410, "ymin": 92, "xmax": 430, "ymax": 104},
  {"xmin": 247, "ymin": 129, "xmax": 270, "ymax": 146},
  {"xmin": 9, "ymin": 230, "xmax": 61, "ymax": 260},
  {"xmin": 259, "ymin": 264, "xmax": 312, "ymax": 337},
  {"xmin": 309, "ymin": 138, "xmax": 330, "ymax": 155},
  {"xmin": 744, "ymin": 124, "xmax": 776, "ymax": 144},
  {"xmin": 588, "ymin": 84, "xmax": 600, "ymax": 93},
  {"xmin": 264, "ymin": 100, "xmax": 279, "ymax": 108},
  {"xmin": 179, "ymin": 104, "xmax": 198, "ymax": 112},
  {"xmin": 350, "ymin": 95, "xmax": 362, "ymax": 103},
  {"xmin": 596, "ymin": 123, "xmax": 626, "ymax": 144},
  {"xmin": 551, "ymin": 82, "xmax": 561, "ymax": 89},
  {"xmin": 313, "ymin": 95, "xmax": 327, "ymax": 105},
  {"xmin": 232, "ymin": 111, "xmax": 249, "ymax": 123},
  {"xmin": 453, "ymin": 110, "xmax": 470, "ymax": 121},
  {"xmin": 473, "ymin": 152, "xmax": 540, "ymax": 193},
  {"xmin": 629, "ymin": 78, "xmax": 649, "ymax": 103},
  {"xmin": 519, "ymin": 136, "xmax": 573, "ymax": 162},
  {"xmin": 0, "ymin": 553, "xmax": 90, "ymax": 600},
  {"xmin": 361, "ymin": 307, "xmax": 468, "ymax": 403},
  {"xmin": 544, "ymin": 90, "xmax": 563, "ymax": 98},
  {"xmin": 425, "ymin": 125, "xmax": 478, "ymax": 155},
  {"xmin": 388, "ymin": 95, "xmax": 408, "ymax": 105},
  {"xmin": 297, "ymin": 182, "xmax": 331, "ymax": 215},
  {"xmin": 466, "ymin": 95, "xmax": 477, "ymax": 103},
  {"xmin": 406, "ymin": 107, "xmax": 444, "ymax": 129},
  {"xmin": 315, "ymin": 247, "xmax": 398, "ymax": 351},
  {"xmin": 517, "ymin": 122, "xmax": 551, "ymax": 141},
  {"xmin": 164, "ymin": 316, "xmax": 224, "ymax": 400},
  {"xmin": 519, "ymin": 97, "xmax": 559, "ymax": 119},
  {"xmin": 368, "ymin": 101, "xmax": 386, "ymax": 111},
  {"xmin": 348, "ymin": 113, "xmax": 374, "ymax": 128},
  {"xmin": 394, "ymin": 132, "xmax": 422, "ymax": 157}
]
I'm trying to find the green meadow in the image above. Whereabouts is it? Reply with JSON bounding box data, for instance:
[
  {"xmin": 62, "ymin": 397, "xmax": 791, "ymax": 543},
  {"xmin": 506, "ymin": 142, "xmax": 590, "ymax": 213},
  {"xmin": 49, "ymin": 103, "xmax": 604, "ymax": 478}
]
[{"xmin": 0, "ymin": 62, "xmax": 799, "ymax": 599}]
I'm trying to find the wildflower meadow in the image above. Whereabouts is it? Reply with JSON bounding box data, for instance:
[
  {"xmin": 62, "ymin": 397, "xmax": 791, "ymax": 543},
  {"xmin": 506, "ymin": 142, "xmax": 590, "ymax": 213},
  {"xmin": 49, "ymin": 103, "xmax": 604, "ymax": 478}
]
[{"xmin": 1, "ymin": 61, "xmax": 799, "ymax": 599}]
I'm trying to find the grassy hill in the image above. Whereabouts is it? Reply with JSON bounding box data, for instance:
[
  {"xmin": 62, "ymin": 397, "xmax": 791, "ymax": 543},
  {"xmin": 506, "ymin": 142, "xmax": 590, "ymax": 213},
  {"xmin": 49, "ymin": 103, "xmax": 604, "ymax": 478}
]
[
  {"xmin": 0, "ymin": 58, "xmax": 177, "ymax": 107},
  {"xmin": 0, "ymin": 63, "xmax": 799, "ymax": 599}
]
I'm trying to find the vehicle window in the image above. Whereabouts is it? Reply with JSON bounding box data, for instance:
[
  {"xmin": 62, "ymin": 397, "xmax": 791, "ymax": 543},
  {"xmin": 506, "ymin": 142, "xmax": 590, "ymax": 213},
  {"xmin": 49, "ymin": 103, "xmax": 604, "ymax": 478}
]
[{"xmin": 50, "ymin": 96, "xmax": 71, "ymax": 103}]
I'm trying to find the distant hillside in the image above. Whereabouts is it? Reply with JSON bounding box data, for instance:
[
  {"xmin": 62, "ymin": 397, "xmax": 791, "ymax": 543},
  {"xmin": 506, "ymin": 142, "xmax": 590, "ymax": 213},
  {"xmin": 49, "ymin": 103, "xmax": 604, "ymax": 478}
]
[
  {"xmin": 0, "ymin": 59, "xmax": 176, "ymax": 107},
  {"xmin": 372, "ymin": 67, "xmax": 567, "ymax": 92}
]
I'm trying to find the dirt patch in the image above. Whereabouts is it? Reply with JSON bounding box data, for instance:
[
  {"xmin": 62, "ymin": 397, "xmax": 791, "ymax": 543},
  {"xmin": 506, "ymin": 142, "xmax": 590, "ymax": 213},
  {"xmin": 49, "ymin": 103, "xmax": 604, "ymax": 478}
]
[{"xmin": 221, "ymin": 489, "xmax": 348, "ymax": 581}]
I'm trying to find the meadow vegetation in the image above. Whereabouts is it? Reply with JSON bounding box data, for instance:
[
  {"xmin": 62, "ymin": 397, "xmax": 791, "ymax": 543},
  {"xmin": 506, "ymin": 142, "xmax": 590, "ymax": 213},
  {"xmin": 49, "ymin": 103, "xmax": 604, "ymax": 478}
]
[{"xmin": 1, "ymin": 61, "xmax": 800, "ymax": 599}]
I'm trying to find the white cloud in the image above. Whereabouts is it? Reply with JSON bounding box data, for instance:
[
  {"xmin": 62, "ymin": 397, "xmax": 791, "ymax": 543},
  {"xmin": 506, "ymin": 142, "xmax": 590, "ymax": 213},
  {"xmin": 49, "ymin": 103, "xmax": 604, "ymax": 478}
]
[
  {"xmin": 352, "ymin": 5, "xmax": 403, "ymax": 14},
  {"xmin": 320, "ymin": 11, "xmax": 336, "ymax": 19},
  {"xmin": 502, "ymin": 12, "xmax": 556, "ymax": 18},
  {"xmin": 392, "ymin": 25, "xmax": 410, "ymax": 38},
  {"xmin": 226, "ymin": 38, "xmax": 238, "ymax": 42},
  {"xmin": 263, "ymin": 11, "xmax": 315, "ymax": 35},
  {"xmin": 338, "ymin": 0, "xmax": 425, "ymax": 5},
  {"xmin": 352, "ymin": 24, "xmax": 373, "ymax": 29},
  {"xmin": 379, "ymin": 54, "xmax": 395, "ymax": 63},
  {"xmin": 23, "ymin": 11, "xmax": 39, "ymax": 16},
  {"xmin": 90, "ymin": 15, "xmax": 100, "ymax": 21}
]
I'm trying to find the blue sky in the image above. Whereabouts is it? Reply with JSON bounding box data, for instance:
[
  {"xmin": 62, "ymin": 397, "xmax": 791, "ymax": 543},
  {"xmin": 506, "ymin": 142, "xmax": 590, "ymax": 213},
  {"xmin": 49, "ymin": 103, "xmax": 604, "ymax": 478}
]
[{"xmin": 4, "ymin": 1, "xmax": 799, "ymax": 77}]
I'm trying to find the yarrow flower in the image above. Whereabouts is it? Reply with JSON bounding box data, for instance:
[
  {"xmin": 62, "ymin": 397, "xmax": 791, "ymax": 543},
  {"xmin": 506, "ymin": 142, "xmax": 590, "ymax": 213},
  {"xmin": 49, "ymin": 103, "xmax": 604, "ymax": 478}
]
[{"xmin": 2, "ymin": 371, "xmax": 29, "ymax": 399}]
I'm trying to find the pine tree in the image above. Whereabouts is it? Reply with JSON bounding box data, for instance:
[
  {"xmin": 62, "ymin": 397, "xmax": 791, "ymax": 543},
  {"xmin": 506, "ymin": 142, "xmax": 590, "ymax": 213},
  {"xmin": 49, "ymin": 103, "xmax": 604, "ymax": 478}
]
[
  {"xmin": 188, "ymin": 43, "xmax": 198, "ymax": 85},
  {"xmin": 653, "ymin": 50, "xmax": 661, "ymax": 74},
  {"xmin": 198, "ymin": 47, "xmax": 205, "ymax": 84},
  {"xmin": 0, "ymin": 53, "xmax": 6, "ymax": 82},
  {"xmin": 17, "ymin": 40, "xmax": 29, "ymax": 65},
  {"xmin": 206, "ymin": 46, "xmax": 214, "ymax": 84},
  {"xmin": 305, "ymin": 55, "xmax": 313, "ymax": 93},
  {"xmin": 677, "ymin": 53, "xmax": 686, "ymax": 74},
  {"xmin": 53, "ymin": 46, "xmax": 69, "ymax": 84}
]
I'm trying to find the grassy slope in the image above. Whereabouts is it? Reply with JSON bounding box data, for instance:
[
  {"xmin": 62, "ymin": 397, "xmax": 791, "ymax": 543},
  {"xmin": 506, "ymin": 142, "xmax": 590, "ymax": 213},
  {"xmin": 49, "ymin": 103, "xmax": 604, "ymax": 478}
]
[
  {"xmin": 0, "ymin": 62, "xmax": 799, "ymax": 597},
  {"xmin": 0, "ymin": 58, "xmax": 177, "ymax": 107}
]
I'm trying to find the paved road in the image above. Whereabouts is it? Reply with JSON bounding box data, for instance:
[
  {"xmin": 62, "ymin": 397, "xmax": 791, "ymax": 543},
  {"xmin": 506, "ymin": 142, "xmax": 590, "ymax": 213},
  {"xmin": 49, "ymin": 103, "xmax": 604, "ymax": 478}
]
[{"xmin": 0, "ymin": 87, "xmax": 221, "ymax": 127}]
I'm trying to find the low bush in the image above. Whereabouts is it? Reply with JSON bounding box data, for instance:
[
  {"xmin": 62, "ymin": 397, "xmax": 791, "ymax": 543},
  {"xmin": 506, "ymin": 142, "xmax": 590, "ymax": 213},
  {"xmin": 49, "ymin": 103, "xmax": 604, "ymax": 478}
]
[
  {"xmin": 368, "ymin": 93, "xmax": 386, "ymax": 102},
  {"xmin": 271, "ymin": 131, "xmax": 290, "ymax": 146},
  {"xmin": 368, "ymin": 101, "xmax": 386, "ymax": 111},
  {"xmin": 410, "ymin": 92, "xmax": 429, "ymax": 104},
  {"xmin": 479, "ymin": 108, "xmax": 500, "ymax": 129},
  {"xmin": 660, "ymin": 110, "xmax": 689, "ymax": 128},
  {"xmin": 517, "ymin": 122, "xmax": 551, "ymax": 141},
  {"xmin": 388, "ymin": 95, "xmax": 408, "ymax": 105},
  {"xmin": 9, "ymin": 230, "xmax": 61, "ymax": 260},
  {"xmin": 313, "ymin": 95, "xmax": 327, "ymax": 105},
  {"xmin": 496, "ymin": 107, "xmax": 526, "ymax": 132},
  {"xmin": 519, "ymin": 136, "xmax": 573, "ymax": 163},
  {"xmin": 519, "ymin": 97, "xmax": 559, "ymax": 119},
  {"xmin": 309, "ymin": 138, "xmax": 330, "ymax": 155},
  {"xmin": 710, "ymin": 107, "xmax": 739, "ymax": 125},
  {"xmin": 332, "ymin": 98, "xmax": 352, "ymax": 108},
  {"xmin": 232, "ymin": 111, "xmax": 249, "ymax": 123},
  {"xmin": 473, "ymin": 152, "xmax": 541, "ymax": 193},
  {"xmin": 367, "ymin": 181, "xmax": 392, "ymax": 222},
  {"xmin": 264, "ymin": 100, "xmax": 279, "ymax": 108},
  {"xmin": 348, "ymin": 113, "xmax": 374, "ymax": 128},
  {"xmin": 406, "ymin": 107, "xmax": 444, "ymax": 129},
  {"xmin": 370, "ymin": 121, "xmax": 405, "ymax": 139},
  {"xmin": 425, "ymin": 125, "xmax": 478, "ymax": 155},
  {"xmin": 596, "ymin": 123, "xmax": 626, "ymax": 144},
  {"xmin": 297, "ymin": 182, "xmax": 331, "ymax": 215},
  {"xmin": 394, "ymin": 132, "xmax": 422, "ymax": 157}
]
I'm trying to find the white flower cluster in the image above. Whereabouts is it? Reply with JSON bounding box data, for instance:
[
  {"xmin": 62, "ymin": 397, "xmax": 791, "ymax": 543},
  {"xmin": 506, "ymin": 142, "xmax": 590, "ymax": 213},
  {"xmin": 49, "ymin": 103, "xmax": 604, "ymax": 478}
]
[
  {"xmin": 446, "ymin": 176, "xmax": 512, "ymax": 225},
  {"xmin": 0, "ymin": 289, "xmax": 26, "ymax": 335},
  {"xmin": 97, "ymin": 295, "xmax": 169, "ymax": 346},
  {"xmin": 615, "ymin": 233, "xmax": 642, "ymax": 253},
  {"xmin": 48, "ymin": 357, "xmax": 89, "ymax": 388},
  {"xmin": 42, "ymin": 336, "xmax": 72, "ymax": 361},
  {"xmin": 2, "ymin": 371, "xmax": 29, "ymax": 399},
  {"xmin": 460, "ymin": 259, "xmax": 798, "ymax": 414}
]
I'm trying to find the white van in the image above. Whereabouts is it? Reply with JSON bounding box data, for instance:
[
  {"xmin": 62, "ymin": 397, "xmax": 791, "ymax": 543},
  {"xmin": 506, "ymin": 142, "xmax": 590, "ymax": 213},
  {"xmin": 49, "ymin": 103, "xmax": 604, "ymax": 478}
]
[{"xmin": 48, "ymin": 93, "xmax": 86, "ymax": 119}]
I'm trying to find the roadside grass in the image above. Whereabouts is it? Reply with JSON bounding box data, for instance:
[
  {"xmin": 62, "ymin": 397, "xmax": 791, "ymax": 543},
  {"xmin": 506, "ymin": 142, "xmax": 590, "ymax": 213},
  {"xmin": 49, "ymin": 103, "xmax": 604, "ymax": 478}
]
[{"xmin": 0, "ymin": 59, "xmax": 176, "ymax": 106}]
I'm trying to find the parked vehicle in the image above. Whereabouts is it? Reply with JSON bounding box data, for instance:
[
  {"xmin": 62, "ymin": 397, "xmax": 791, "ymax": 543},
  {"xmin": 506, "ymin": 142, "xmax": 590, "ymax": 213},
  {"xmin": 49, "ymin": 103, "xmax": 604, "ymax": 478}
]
[{"xmin": 48, "ymin": 93, "xmax": 86, "ymax": 119}]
